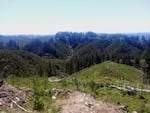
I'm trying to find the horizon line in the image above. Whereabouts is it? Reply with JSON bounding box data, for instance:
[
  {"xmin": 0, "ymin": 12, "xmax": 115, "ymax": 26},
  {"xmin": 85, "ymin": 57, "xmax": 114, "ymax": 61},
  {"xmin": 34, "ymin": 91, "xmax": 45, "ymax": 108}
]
[{"xmin": 0, "ymin": 31, "xmax": 150, "ymax": 36}]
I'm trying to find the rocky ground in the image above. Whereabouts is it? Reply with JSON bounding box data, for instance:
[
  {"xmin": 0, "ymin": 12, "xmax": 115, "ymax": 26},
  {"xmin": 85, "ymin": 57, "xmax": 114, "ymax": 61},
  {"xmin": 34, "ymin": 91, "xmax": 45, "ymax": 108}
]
[
  {"xmin": 55, "ymin": 91, "xmax": 124, "ymax": 113},
  {"xmin": 0, "ymin": 83, "xmax": 138, "ymax": 113}
]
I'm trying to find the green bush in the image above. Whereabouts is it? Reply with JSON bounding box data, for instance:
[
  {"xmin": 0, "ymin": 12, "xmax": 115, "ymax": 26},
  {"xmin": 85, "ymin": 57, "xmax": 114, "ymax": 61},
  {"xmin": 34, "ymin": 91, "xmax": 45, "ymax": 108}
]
[
  {"xmin": 33, "ymin": 96, "xmax": 44, "ymax": 111},
  {"xmin": 88, "ymin": 81, "xmax": 99, "ymax": 92}
]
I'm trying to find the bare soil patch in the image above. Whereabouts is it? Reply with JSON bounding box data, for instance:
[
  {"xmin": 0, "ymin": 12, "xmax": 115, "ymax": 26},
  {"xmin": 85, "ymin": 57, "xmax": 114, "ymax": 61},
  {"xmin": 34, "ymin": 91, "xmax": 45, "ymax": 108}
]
[{"xmin": 55, "ymin": 91, "xmax": 123, "ymax": 113}]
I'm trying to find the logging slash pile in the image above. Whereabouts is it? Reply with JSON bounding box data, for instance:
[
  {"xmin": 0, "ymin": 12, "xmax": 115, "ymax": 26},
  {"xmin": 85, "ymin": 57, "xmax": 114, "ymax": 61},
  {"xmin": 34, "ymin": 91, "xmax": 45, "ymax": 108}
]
[{"xmin": 0, "ymin": 82, "xmax": 33, "ymax": 113}]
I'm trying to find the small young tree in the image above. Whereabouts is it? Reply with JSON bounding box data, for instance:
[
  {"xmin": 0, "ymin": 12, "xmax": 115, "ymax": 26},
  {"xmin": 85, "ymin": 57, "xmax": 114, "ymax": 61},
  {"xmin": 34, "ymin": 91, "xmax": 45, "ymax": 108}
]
[{"xmin": 33, "ymin": 96, "xmax": 44, "ymax": 111}]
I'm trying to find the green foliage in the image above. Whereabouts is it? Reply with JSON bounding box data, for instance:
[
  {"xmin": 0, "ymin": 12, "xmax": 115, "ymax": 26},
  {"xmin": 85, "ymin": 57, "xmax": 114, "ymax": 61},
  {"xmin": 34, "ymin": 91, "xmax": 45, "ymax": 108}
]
[
  {"xmin": 141, "ymin": 49, "xmax": 150, "ymax": 84},
  {"xmin": 0, "ymin": 33, "xmax": 150, "ymax": 81},
  {"xmin": 33, "ymin": 96, "xmax": 44, "ymax": 111},
  {"xmin": 5, "ymin": 62, "xmax": 150, "ymax": 113},
  {"xmin": 46, "ymin": 59, "xmax": 66, "ymax": 77},
  {"xmin": 88, "ymin": 81, "xmax": 99, "ymax": 92},
  {"xmin": 24, "ymin": 38, "xmax": 71, "ymax": 59},
  {"xmin": 6, "ymin": 75, "xmax": 56, "ymax": 112},
  {"xmin": 0, "ymin": 50, "xmax": 67, "ymax": 79},
  {"xmin": 61, "ymin": 80, "xmax": 67, "ymax": 88},
  {"xmin": 0, "ymin": 50, "xmax": 45, "ymax": 78},
  {"xmin": 68, "ymin": 61, "xmax": 143, "ymax": 84},
  {"xmin": 1, "ymin": 32, "xmax": 150, "ymax": 113},
  {"xmin": 65, "ymin": 61, "xmax": 150, "ymax": 112},
  {"xmin": 74, "ymin": 79, "xmax": 80, "ymax": 90}
]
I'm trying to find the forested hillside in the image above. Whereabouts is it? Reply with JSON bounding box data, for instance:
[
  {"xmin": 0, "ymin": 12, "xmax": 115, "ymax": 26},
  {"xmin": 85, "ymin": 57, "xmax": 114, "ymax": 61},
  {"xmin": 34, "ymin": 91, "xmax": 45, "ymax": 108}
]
[
  {"xmin": 0, "ymin": 50, "xmax": 66, "ymax": 78},
  {"xmin": 0, "ymin": 32, "xmax": 150, "ymax": 113},
  {"xmin": 0, "ymin": 32, "xmax": 150, "ymax": 83}
]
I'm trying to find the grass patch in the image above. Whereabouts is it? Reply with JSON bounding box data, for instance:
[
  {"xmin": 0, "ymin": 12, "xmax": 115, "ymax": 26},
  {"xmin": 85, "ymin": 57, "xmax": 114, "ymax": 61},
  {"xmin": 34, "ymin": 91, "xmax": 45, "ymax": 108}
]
[{"xmin": 4, "ymin": 61, "xmax": 150, "ymax": 113}]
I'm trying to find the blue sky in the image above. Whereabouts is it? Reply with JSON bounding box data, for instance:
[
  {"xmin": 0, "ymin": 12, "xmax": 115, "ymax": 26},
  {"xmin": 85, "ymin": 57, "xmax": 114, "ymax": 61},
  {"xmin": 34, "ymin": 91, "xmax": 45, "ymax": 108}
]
[{"xmin": 0, "ymin": 0, "xmax": 150, "ymax": 34}]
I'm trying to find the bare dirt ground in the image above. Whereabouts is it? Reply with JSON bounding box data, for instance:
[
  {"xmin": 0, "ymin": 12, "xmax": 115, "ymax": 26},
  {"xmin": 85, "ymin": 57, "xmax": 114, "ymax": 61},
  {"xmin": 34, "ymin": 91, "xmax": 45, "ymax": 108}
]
[{"xmin": 55, "ymin": 91, "xmax": 123, "ymax": 113}]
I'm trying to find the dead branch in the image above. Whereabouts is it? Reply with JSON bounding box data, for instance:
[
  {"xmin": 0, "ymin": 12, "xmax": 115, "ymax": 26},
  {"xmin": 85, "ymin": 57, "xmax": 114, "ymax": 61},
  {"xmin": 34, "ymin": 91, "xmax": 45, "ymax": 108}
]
[{"xmin": 11, "ymin": 100, "xmax": 32, "ymax": 113}]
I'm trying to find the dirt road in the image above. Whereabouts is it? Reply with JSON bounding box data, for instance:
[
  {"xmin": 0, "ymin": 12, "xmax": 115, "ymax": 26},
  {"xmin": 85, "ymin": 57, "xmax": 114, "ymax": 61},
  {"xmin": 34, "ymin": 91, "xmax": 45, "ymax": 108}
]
[{"xmin": 55, "ymin": 91, "xmax": 123, "ymax": 113}]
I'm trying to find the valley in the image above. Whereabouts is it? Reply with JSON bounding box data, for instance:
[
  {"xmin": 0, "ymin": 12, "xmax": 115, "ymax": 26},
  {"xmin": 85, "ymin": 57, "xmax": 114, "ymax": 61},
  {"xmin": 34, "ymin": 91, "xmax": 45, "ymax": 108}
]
[
  {"xmin": 1, "ymin": 0, "xmax": 150, "ymax": 112},
  {"xmin": 0, "ymin": 33, "xmax": 150, "ymax": 113}
]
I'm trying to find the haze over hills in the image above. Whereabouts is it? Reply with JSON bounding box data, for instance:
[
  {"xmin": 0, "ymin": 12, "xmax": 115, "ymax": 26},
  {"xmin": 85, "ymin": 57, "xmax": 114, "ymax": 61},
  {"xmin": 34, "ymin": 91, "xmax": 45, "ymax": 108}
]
[
  {"xmin": 0, "ymin": 31, "xmax": 150, "ymax": 82},
  {"xmin": 1, "ymin": 32, "xmax": 150, "ymax": 38},
  {"xmin": 0, "ymin": 32, "xmax": 150, "ymax": 72}
]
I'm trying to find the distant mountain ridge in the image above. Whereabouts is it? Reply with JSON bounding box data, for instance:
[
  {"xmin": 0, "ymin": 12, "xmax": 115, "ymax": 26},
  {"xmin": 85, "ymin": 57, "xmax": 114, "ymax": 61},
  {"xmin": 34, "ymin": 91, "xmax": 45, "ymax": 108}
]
[
  {"xmin": 0, "ymin": 31, "xmax": 150, "ymax": 39},
  {"xmin": 0, "ymin": 31, "xmax": 150, "ymax": 75}
]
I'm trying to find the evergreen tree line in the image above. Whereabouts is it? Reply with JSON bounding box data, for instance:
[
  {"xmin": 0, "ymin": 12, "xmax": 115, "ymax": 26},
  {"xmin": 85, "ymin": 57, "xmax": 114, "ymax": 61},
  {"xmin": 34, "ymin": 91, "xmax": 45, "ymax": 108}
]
[{"xmin": 0, "ymin": 32, "xmax": 150, "ymax": 83}]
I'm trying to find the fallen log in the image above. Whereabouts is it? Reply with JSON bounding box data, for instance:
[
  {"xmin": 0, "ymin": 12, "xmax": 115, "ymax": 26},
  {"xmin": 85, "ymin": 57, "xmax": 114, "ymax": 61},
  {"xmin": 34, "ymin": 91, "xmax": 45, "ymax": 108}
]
[
  {"xmin": 11, "ymin": 100, "xmax": 32, "ymax": 113},
  {"xmin": 110, "ymin": 85, "xmax": 150, "ymax": 93},
  {"xmin": 111, "ymin": 85, "xmax": 137, "ymax": 95}
]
